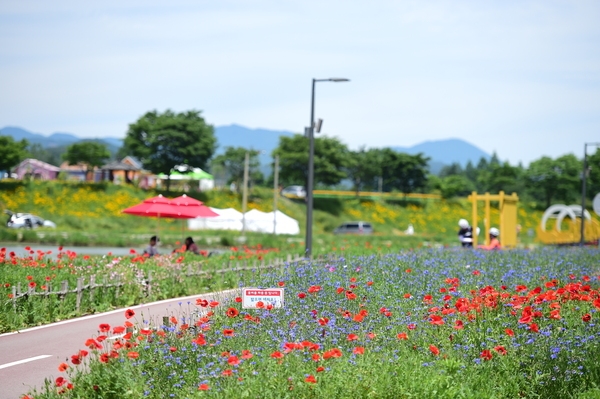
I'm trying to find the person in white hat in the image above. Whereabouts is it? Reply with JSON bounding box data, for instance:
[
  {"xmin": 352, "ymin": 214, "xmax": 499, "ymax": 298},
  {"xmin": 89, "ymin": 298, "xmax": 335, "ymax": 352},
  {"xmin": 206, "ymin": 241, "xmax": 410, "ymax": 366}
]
[
  {"xmin": 478, "ymin": 227, "xmax": 501, "ymax": 250},
  {"xmin": 457, "ymin": 219, "xmax": 474, "ymax": 247}
]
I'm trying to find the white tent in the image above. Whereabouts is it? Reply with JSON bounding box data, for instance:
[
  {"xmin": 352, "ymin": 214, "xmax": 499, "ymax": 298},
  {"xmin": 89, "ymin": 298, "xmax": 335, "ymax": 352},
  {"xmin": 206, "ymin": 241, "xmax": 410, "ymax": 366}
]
[
  {"xmin": 244, "ymin": 209, "xmax": 300, "ymax": 235},
  {"xmin": 188, "ymin": 208, "xmax": 243, "ymax": 231},
  {"xmin": 188, "ymin": 208, "xmax": 300, "ymax": 235}
]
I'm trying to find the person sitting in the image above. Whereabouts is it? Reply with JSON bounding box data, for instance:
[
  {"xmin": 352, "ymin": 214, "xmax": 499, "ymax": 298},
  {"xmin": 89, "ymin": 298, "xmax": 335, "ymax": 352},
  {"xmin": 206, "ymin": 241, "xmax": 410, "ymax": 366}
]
[
  {"xmin": 143, "ymin": 235, "xmax": 160, "ymax": 257},
  {"xmin": 478, "ymin": 228, "xmax": 501, "ymax": 250},
  {"xmin": 458, "ymin": 219, "xmax": 474, "ymax": 247},
  {"xmin": 185, "ymin": 236, "xmax": 200, "ymax": 254}
]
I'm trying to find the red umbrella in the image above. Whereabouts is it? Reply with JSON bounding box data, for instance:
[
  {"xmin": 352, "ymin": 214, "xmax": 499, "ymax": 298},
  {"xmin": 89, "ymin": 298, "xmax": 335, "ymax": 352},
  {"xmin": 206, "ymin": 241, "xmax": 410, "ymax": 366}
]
[
  {"xmin": 170, "ymin": 194, "xmax": 219, "ymax": 218},
  {"xmin": 122, "ymin": 195, "xmax": 191, "ymax": 219}
]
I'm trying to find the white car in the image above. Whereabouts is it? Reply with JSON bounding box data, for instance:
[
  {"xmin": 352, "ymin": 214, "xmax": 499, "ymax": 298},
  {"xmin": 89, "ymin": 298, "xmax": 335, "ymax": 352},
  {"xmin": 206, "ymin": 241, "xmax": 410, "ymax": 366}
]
[
  {"xmin": 281, "ymin": 185, "xmax": 307, "ymax": 199},
  {"xmin": 5, "ymin": 210, "xmax": 56, "ymax": 229}
]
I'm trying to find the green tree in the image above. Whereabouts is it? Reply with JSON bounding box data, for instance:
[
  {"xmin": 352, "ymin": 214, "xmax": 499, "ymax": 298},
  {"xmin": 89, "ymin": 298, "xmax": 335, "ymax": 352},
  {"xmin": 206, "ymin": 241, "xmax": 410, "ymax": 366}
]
[
  {"xmin": 0, "ymin": 135, "xmax": 28, "ymax": 174},
  {"xmin": 440, "ymin": 175, "xmax": 476, "ymax": 199},
  {"xmin": 345, "ymin": 147, "xmax": 383, "ymax": 194},
  {"xmin": 487, "ymin": 162, "xmax": 522, "ymax": 194},
  {"xmin": 526, "ymin": 155, "xmax": 582, "ymax": 208},
  {"xmin": 273, "ymin": 134, "xmax": 350, "ymax": 187},
  {"xmin": 439, "ymin": 162, "xmax": 463, "ymax": 178},
  {"xmin": 62, "ymin": 141, "xmax": 111, "ymax": 179},
  {"xmin": 124, "ymin": 109, "xmax": 217, "ymax": 191},
  {"xmin": 380, "ymin": 149, "xmax": 429, "ymax": 195},
  {"xmin": 211, "ymin": 147, "xmax": 263, "ymax": 191}
]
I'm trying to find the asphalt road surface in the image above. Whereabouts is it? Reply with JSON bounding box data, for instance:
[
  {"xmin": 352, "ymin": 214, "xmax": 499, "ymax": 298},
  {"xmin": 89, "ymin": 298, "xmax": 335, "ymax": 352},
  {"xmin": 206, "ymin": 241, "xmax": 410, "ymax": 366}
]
[{"xmin": 0, "ymin": 289, "xmax": 239, "ymax": 399}]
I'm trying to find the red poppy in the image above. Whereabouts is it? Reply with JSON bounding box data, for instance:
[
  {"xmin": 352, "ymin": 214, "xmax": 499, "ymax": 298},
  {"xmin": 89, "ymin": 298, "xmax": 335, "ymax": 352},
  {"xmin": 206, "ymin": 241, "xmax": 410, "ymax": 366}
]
[
  {"xmin": 397, "ymin": 332, "xmax": 408, "ymax": 340},
  {"xmin": 193, "ymin": 335, "xmax": 207, "ymax": 346},
  {"xmin": 429, "ymin": 315, "xmax": 444, "ymax": 326},
  {"xmin": 140, "ymin": 329, "xmax": 152, "ymax": 335},
  {"xmin": 125, "ymin": 309, "xmax": 135, "ymax": 319},
  {"xmin": 366, "ymin": 332, "xmax": 376, "ymax": 340},
  {"xmin": 55, "ymin": 376, "xmax": 66, "ymax": 387},
  {"xmin": 227, "ymin": 356, "xmax": 240, "ymax": 366},
  {"xmin": 113, "ymin": 326, "xmax": 125, "ymax": 334},
  {"xmin": 308, "ymin": 285, "xmax": 321, "ymax": 294},
  {"xmin": 312, "ymin": 353, "xmax": 320, "ymax": 362},
  {"xmin": 316, "ymin": 366, "xmax": 325, "ymax": 372},
  {"xmin": 505, "ymin": 328, "xmax": 515, "ymax": 337},
  {"xmin": 298, "ymin": 292, "xmax": 306, "ymax": 299},
  {"xmin": 305, "ymin": 375, "xmax": 317, "ymax": 384},
  {"xmin": 352, "ymin": 314, "xmax": 365, "ymax": 323},
  {"xmin": 99, "ymin": 353, "xmax": 110, "ymax": 363},
  {"xmin": 347, "ymin": 334, "xmax": 359, "ymax": 341},
  {"xmin": 407, "ymin": 323, "xmax": 417, "ymax": 330},
  {"xmin": 454, "ymin": 320, "xmax": 464, "ymax": 330},
  {"xmin": 196, "ymin": 299, "xmax": 209, "ymax": 307},
  {"xmin": 429, "ymin": 345, "xmax": 440, "ymax": 356},
  {"xmin": 28, "ymin": 281, "xmax": 36, "ymax": 289},
  {"xmin": 278, "ymin": 281, "xmax": 285, "ymax": 287},
  {"xmin": 170, "ymin": 347, "xmax": 177, "ymax": 352},
  {"xmin": 271, "ymin": 351, "xmax": 284, "ymax": 359},
  {"xmin": 241, "ymin": 350, "xmax": 253, "ymax": 359},
  {"xmin": 529, "ymin": 323, "xmax": 539, "ymax": 333},
  {"xmin": 226, "ymin": 307, "xmax": 239, "ymax": 318},
  {"xmin": 582, "ymin": 313, "xmax": 592, "ymax": 322},
  {"xmin": 353, "ymin": 347, "xmax": 365, "ymax": 355},
  {"xmin": 318, "ymin": 317, "xmax": 329, "ymax": 326},
  {"xmin": 405, "ymin": 269, "xmax": 412, "ymax": 273},
  {"xmin": 234, "ymin": 296, "xmax": 242, "ymax": 303},
  {"xmin": 58, "ymin": 363, "xmax": 69, "ymax": 372},
  {"xmin": 127, "ymin": 351, "xmax": 139, "ymax": 359},
  {"xmin": 223, "ymin": 329, "xmax": 234, "ymax": 337},
  {"xmin": 323, "ymin": 348, "xmax": 342, "ymax": 359},
  {"xmin": 336, "ymin": 287, "xmax": 345, "ymax": 294},
  {"xmin": 198, "ymin": 384, "xmax": 210, "ymax": 391},
  {"xmin": 481, "ymin": 349, "xmax": 493, "ymax": 361},
  {"xmin": 494, "ymin": 346, "xmax": 507, "ymax": 355},
  {"xmin": 209, "ymin": 301, "xmax": 220, "ymax": 308},
  {"xmin": 99, "ymin": 323, "xmax": 110, "ymax": 332},
  {"xmin": 222, "ymin": 369, "xmax": 233, "ymax": 377}
]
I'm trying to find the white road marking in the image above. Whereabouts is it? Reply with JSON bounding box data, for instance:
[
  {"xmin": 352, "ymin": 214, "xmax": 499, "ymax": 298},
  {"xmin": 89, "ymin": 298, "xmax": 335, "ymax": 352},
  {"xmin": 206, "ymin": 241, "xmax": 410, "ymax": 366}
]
[
  {"xmin": 0, "ymin": 355, "xmax": 52, "ymax": 370},
  {"xmin": 0, "ymin": 288, "xmax": 240, "ymax": 337}
]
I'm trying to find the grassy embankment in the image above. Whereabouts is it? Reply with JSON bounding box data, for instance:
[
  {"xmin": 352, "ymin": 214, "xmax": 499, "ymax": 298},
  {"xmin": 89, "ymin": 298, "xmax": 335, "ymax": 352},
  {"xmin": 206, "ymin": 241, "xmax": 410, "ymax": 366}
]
[{"xmin": 0, "ymin": 180, "xmax": 544, "ymax": 253}]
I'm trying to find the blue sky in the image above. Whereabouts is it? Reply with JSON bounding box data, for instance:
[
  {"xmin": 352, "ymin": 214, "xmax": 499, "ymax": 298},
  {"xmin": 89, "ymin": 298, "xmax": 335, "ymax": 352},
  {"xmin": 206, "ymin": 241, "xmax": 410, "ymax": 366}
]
[{"xmin": 1, "ymin": 0, "xmax": 599, "ymax": 165}]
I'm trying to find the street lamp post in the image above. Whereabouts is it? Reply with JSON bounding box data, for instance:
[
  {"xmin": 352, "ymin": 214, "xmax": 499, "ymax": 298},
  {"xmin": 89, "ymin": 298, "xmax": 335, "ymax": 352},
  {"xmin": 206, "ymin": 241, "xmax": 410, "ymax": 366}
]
[
  {"xmin": 580, "ymin": 142, "xmax": 600, "ymax": 246},
  {"xmin": 305, "ymin": 78, "xmax": 349, "ymax": 257}
]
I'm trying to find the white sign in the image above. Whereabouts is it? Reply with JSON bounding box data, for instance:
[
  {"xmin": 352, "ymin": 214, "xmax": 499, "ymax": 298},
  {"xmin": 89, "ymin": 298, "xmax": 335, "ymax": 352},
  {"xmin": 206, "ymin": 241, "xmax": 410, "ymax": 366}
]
[{"xmin": 242, "ymin": 288, "xmax": 284, "ymax": 309}]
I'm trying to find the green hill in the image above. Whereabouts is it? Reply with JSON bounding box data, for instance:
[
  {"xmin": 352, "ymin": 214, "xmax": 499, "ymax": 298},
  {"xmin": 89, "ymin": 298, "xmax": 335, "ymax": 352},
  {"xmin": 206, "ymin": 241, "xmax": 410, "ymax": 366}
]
[{"xmin": 0, "ymin": 180, "xmax": 544, "ymax": 253}]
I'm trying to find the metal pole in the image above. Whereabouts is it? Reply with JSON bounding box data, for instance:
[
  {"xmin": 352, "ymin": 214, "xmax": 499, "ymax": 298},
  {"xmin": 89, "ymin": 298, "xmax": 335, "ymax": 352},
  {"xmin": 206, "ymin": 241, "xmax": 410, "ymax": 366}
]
[
  {"xmin": 580, "ymin": 143, "xmax": 587, "ymax": 246},
  {"xmin": 241, "ymin": 152, "xmax": 249, "ymax": 234},
  {"xmin": 273, "ymin": 155, "xmax": 279, "ymax": 235},
  {"xmin": 305, "ymin": 79, "xmax": 316, "ymax": 257}
]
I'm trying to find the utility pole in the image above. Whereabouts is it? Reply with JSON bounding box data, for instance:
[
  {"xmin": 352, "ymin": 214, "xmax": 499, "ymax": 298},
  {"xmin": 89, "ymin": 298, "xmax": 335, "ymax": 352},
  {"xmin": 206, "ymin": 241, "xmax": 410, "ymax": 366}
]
[
  {"xmin": 273, "ymin": 155, "xmax": 279, "ymax": 235},
  {"xmin": 241, "ymin": 152, "xmax": 249, "ymax": 234}
]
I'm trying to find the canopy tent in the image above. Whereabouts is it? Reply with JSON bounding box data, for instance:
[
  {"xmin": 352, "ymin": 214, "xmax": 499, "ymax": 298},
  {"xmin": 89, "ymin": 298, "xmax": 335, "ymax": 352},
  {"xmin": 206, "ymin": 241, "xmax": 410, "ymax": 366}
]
[
  {"xmin": 157, "ymin": 169, "xmax": 213, "ymax": 181},
  {"xmin": 188, "ymin": 207, "xmax": 244, "ymax": 231},
  {"xmin": 188, "ymin": 208, "xmax": 300, "ymax": 235}
]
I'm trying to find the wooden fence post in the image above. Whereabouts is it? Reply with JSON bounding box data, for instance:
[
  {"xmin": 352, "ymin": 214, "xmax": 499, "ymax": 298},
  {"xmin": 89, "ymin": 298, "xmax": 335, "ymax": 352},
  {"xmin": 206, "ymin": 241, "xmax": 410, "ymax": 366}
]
[
  {"xmin": 76, "ymin": 277, "xmax": 83, "ymax": 312},
  {"xmin": 11, "ymin": 286, "xmax": 16, "ymax": 310},
  {"xmin": 60, "ymin": 281, "xmax": 68, "ymax": 303}
]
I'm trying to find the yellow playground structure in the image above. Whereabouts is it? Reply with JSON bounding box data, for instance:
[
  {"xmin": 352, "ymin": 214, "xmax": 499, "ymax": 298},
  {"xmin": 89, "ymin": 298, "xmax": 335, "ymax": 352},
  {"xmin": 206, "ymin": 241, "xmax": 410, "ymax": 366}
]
[
  {"xmin": 468, "ymin": 191, "xmax": 519, "ymax": 248},
  {"xmin": 536, "ymin": 204, "xmax": 600, "ymax": 245}
]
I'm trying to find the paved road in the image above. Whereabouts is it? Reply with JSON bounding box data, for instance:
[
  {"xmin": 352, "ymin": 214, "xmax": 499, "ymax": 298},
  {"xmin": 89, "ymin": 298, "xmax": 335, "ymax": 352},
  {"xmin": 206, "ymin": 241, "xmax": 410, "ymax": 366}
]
[{"xmin": 0, "ymin": 290, "xmax": 239, "ymax": 399}]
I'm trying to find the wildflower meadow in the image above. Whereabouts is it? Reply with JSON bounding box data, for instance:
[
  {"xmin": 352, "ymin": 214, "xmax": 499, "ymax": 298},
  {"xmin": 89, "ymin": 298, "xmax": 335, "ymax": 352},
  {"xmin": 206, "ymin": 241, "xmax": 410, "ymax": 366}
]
[{"xmin": 19, "ymin": 248, "xmax": 600, "ymax": 399}]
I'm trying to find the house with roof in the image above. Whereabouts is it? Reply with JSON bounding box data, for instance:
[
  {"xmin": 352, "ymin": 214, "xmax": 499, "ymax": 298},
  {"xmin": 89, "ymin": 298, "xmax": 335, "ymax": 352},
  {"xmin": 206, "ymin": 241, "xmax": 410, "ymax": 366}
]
[{"xmin": 13, "ymin": 158, "xmax": 61, "ymax": 180}]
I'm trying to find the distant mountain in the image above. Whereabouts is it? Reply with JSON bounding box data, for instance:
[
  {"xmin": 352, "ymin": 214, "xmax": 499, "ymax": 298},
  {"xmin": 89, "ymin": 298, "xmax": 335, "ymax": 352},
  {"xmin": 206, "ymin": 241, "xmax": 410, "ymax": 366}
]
[
  {"xmin": 391, "ymin": 139, "xmax": 490, "ymax": 170},
  {"xmin": 1, "ymin": 125, "xmax": 491, "ymax": 176},
  {"xmin": 0, "ymin": 126, "xmax": 123, "ymax": 149}
]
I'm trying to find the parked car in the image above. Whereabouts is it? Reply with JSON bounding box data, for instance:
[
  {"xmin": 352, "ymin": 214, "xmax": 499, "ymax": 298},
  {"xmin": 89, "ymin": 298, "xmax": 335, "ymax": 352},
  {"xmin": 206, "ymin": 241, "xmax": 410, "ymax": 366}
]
[
  {"xmin": 333, "ymin": 221, "xmax": 373, "ymax": 235},
  {"xmin": 5, "ymin": 210, "xmax": 57, "ymax": 229},
  {"xmin": 281, "ymin": 185, "xmax": 307, "ymax": 199}
]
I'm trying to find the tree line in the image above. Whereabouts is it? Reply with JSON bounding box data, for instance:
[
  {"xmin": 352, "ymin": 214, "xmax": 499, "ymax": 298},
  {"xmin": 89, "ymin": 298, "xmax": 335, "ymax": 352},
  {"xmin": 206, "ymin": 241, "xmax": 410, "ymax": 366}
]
[{"xmin": 1, "ymin": 109, "xmax": 598, "ymax": 208}]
